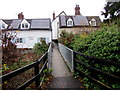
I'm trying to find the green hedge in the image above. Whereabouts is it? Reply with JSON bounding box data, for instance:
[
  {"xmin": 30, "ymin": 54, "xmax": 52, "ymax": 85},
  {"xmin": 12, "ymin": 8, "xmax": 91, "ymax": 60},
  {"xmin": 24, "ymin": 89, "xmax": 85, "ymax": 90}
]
[{"xmin": 59, "ymin": 21, "xmax": 120, "ymax": 89}]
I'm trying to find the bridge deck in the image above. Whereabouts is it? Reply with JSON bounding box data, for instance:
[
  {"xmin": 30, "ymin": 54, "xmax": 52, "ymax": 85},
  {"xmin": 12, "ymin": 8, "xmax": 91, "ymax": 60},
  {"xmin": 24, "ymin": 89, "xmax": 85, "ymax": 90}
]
[{"xmin": 47, "ymin": 42, "xmax": 83, "ymax": 88}]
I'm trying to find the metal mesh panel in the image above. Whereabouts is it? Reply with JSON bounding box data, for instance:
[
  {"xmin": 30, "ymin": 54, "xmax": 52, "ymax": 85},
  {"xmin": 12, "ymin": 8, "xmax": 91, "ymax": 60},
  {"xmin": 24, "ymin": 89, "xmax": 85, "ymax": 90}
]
[{"xmin": 59, "ymin": 43, "xmax": 74, "ymax": 72}]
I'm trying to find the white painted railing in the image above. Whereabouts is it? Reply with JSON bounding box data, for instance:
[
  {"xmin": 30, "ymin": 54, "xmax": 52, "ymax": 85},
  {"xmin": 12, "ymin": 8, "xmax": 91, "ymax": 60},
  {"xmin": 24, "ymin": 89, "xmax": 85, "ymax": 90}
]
[{"xmin": 58, "ymin": 43, "xmax": 74, "ymax": 72}]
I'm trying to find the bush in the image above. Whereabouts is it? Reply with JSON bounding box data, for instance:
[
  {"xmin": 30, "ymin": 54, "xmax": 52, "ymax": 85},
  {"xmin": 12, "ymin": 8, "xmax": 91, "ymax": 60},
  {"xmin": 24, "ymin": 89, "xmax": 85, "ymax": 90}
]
[
  {"xmin": 32, "ymin": 40, "xmax": 48, "ymax": 58},
  {"xmin": 59, "ymin": 21, "xmax": 120, "ymax": 89},
  {"xmin": 72, "ymin": 23, "xmax": 120, "ymax": 61}
]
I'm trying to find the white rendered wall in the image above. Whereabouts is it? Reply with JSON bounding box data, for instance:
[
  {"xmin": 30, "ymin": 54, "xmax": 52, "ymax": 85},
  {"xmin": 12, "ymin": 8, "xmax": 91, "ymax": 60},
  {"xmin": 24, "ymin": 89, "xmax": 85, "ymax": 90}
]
[
  {"xmin": 16, "ymin": 30, "xmax": 52, "ymax": 48},
  {"xmin": 52, "ymin": 17, "xmax": 59, "ymax": 40}
]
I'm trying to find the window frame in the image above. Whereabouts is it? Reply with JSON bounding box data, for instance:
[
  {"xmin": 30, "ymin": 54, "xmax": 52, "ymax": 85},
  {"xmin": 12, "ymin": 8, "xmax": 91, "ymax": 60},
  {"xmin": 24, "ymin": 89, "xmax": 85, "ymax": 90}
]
[
  {"xmin": 67, "ymin": 18, "xmax": 73, "ymax": 27},
  {"xmin": 17, "ymin": 38, "xmax": 25, "ymax": 43},
  {"xmin": 90, "ymin": 18, "xmax": 97, "ymax": 26}
]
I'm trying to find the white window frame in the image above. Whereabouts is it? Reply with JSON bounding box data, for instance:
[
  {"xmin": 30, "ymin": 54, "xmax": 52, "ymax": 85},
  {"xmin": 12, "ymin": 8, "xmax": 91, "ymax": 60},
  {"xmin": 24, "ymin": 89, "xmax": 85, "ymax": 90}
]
[
  {"xmin": 90, "ymin": 18, "xmax": 97, "ymax": 26},
  {"xmin": 67, "ymin": 18, "xmax": 73, "ymax": 26},
  {"xmin": 17, "ymin": 38, "xmax": 25, "ymax": 43},
  {"xmin": 21, "ymin": 23, "xmax": 29, "ymax": 29}
]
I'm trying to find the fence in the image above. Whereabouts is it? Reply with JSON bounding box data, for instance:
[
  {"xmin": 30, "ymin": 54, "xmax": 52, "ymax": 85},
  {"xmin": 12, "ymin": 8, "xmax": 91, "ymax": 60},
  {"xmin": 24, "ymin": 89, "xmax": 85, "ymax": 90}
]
[
  {"xmin": 58, "ymin": 43, "xmax": 74, "ymax": 72},
  {"xmin": 0, "ymin": 43, "xmax": 52, "ymax": 90},
  {"xmin": 59, "ymin": 43, "xmax": 120, "ymax": 89},
  {"xmin": 48, "ymin": 43, "xmax": 52, "ymax": 70}
]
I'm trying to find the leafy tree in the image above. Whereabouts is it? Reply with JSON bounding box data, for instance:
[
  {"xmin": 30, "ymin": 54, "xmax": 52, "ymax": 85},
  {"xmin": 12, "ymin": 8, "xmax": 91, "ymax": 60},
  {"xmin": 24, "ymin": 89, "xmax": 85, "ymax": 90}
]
[
  {"xmin": 101, "ymin": 1, "xmax": 120, "ymax": 21},
  {"xmin": 2, "ymin": 30, "xmax": 17, "ymax": 64}
]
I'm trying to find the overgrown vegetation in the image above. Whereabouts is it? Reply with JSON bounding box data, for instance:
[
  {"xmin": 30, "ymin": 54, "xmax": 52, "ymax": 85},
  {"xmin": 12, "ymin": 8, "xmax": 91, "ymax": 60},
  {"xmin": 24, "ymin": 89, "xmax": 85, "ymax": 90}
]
[
  {"xmin": 59, "ymin": 20, "xmax": 120, "ymax": 89},
  {"xmin": 32, "ymin": 40, "xmax": 48, "ymax": 59},
  {"xmin": 1, "ymin": 31, "xmax": 49, "ymax": 89}
]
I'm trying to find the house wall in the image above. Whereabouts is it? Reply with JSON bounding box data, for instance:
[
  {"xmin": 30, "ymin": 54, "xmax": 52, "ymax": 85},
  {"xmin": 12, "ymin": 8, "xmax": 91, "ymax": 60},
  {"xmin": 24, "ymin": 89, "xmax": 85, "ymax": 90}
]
[
  {"xmin": 52, "ymin": 17, "xmax": 59, "ymax": 40},
  {"xmin": 58, "ymin": 27, "xmax": 99, "ymax": 38},
  {"xmin": 16, "ymin": 30, "xmax": 52, "ymax": 48}
]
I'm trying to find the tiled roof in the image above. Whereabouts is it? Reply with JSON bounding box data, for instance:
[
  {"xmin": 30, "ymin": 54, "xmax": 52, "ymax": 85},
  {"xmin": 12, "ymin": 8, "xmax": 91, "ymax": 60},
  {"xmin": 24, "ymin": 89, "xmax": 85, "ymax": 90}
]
[
  {"xmin": 73, "ymin": 16, "xmax": 89, "ymax": 26},
  {"xmin": 9, "ymin": 19, "xmax": 22, "ymax": 29},
  {"xmin": 3, "ymin": 19, "xmax": 13, "ymax": 25},
  {"xmin": 59, "ymin": 15, "xmax": 66, "ymax": 27},
  {"xmin": 86, "ymin": 16, "xmax": 101, "ymax": 26},
  {"xmin": 31, "ymin": 19, "xmax": 51, "ymax": 29},
  {"xmin": 2, "ymin": 18, "xmax": 52, "ymax": 30},
  {"xmin": 59, "ymin": 15, "xmax": 101, "ymax": 27}
]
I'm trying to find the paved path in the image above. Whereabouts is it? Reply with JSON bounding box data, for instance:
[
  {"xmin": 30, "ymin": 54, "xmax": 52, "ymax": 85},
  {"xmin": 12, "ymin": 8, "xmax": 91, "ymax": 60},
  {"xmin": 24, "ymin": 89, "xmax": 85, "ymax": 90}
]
[{"xmin": 47, "ymin": 42, "xmax": 83, "ymax": 89}]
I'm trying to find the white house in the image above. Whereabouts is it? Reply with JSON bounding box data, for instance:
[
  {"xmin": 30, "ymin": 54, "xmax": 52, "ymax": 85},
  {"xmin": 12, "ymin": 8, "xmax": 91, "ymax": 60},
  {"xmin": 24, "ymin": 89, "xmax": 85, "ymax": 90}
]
[
  {"xmin": 52, "ymin": 11, "xmax": 66, "ymax": 40},
  {"xmin": 1, "ymin": 13, "xmax": 52, "ymax": 48}
]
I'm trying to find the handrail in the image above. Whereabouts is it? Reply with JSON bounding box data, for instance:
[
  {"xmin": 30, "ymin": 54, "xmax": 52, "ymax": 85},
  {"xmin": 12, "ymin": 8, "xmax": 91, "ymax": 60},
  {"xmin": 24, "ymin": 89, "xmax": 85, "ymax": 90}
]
[
  {"xmin": 74, "ymin": 51, "xmax": 120, "ymax": 68},
  {"xmin": 75, "ymin": 59, "xmax": 120, "ymax": 81},
  {"xmin": 74, "ymin": 51, "xmax": 120, "ymax": 89},
  {"xmin": 16, "ymin": 60, "xmax": 48, "ymax": 90},
  {"xmin": 58, "ymin": 43, "xmax": 120, "ymax": 89},
  {"xmin": 1, "ymin": 44, "xmax": 52, "ymax": 89},
  {"xmin": 1, "ymin": 52, "xmax": 47, "ymax": 82}
]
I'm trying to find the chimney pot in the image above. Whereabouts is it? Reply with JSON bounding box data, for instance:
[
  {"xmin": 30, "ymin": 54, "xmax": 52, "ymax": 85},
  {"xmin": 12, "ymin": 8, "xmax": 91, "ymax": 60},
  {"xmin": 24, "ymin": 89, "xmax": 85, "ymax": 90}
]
[
  {"xmin": 75, "ymin": 5, "xmax": 81, "ymax": 15},
  {"xmin": 18, "ymin": 12, "xmax": 24, "ymax": 19},
  {"xmin": 53, "ymin": 12, "xmax": 55, "ymax": 20}
]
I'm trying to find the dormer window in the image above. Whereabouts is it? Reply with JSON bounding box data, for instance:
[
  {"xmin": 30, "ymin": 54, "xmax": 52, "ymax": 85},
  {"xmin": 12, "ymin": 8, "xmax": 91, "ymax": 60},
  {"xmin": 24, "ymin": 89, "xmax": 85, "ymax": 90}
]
[
  {"xmin": 20, "ymin": 19, "xmax": 30, "ymax": 29},
  {"xmin": 2, "ymin": 24, "xmax": 5, "ymax": 28},
  {"xmin": 67, "ymin": 18, "xmax": 73, "ymax": 26},
  {"xmin": 89, "ymin": 18, "xmax": 96, "ymax": 26}
]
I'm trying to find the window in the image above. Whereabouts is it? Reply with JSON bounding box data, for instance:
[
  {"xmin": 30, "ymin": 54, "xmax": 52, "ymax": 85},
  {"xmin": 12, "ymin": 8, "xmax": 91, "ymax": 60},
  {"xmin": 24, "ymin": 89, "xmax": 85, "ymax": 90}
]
[
  {"xmin": 2, "ymin": 24, "xmax": 5, "ymax": 28},
  {"xmin": 22, "ymin": 24, "xmax": 24, "ymax": 28},
  {"xmin": 90, "ymin": 18, "xmax": 96, "ymax": 26},
  {"xmin": 21, "ymin": 23, "xmax": 28, "ymax": 29},
  {"xmin": 25, "ymin": 23, "xmax": 28, "ymax": 28},
  {"xmin": 67, "ymin": 18, "xmax": 73, "ymax": 26},
  {"xmin": 68, "ymin": 21, "xmax": 73, "ymax": 25},
  {"xmin": 17, "ymin": 38, "xmax": 25, "ymax": 43},
  {"xmin": 37, "ymin": 37, "xmax": 46, "ymax": 44},
  {"xmin": 28, "ymin": 37, "xmax": 33, "ymax": 40}
]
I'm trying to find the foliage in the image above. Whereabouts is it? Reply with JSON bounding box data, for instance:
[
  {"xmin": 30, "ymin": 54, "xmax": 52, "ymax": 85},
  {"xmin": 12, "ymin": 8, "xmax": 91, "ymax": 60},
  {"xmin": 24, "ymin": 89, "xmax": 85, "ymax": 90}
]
[
  {"xmin": 58, "ymin": 30, "xmax": 74, "ymax": 48},
  {"xmin": 72, "ymin": 23, "xmax": 120, "ymax": 61},
  {"xmin": 2, "ymin": 30, "xmax": 17, "ymax": 64},
  {"xmin": 32, "ymin": 40, "xmax": 48, "ymax": 58},
  {"xmin": 101, "ymin": 1, "xmax": 120, "ymax": 22},
  {"xmin": 59, "ymin": 22, "xmax": 120, "ymax": 89}
]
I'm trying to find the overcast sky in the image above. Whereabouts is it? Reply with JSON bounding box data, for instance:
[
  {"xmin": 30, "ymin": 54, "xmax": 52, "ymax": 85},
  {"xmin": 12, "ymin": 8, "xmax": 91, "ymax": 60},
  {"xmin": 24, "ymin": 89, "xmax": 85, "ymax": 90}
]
[{"xmin": 0, "ymin": 0, "xmax": 107, "ymax": 21}]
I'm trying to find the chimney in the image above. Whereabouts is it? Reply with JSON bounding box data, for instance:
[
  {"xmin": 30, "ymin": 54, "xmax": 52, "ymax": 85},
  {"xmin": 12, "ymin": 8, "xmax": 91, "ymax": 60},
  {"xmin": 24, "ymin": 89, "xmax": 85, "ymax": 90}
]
[
  {"xmin": 53, "ymin": 12, "xmax": 55, "ymax": 20},
  {"xmin": 18, "ymin": 12, "xmax": 24, "ymax": 19},
  {"xmin": 75, "ymin": 5, "xmax": 81, "ymax": 15}
]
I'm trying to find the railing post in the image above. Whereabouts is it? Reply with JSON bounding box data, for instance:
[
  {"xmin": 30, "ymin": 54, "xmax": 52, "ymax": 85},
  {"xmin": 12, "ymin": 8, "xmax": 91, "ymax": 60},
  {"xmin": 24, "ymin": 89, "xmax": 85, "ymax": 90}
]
[
  {"xmin": 73, "ymin": 51, "xmax": 77, "ymax": 73},
  {"xmin": 34, "ymin": 63, "xmax": 40, "ymax": 88},
  {"xmin": 71, "ymin": 50, "xmax": 74, "ymax": 72}
]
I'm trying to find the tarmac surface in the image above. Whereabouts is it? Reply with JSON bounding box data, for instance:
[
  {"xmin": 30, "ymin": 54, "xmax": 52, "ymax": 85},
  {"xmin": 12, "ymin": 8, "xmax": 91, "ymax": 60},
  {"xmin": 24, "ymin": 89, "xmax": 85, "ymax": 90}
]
[{"xmin": 47, "ymin": 42, "xmax": 83, "ymax": 89}]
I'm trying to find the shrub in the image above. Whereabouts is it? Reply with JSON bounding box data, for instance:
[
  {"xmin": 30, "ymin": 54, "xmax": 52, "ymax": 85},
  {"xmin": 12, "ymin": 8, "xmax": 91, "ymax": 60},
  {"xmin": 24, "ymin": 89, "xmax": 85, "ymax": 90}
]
[{"xmin": 32, "ymin": 40, "xmax": 48, "ymax": 58}]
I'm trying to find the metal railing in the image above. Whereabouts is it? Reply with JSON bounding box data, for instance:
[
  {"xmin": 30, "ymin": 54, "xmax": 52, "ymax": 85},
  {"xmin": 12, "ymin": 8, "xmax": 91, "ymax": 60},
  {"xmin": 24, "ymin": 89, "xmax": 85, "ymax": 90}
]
[
  {"xmin": 0, "ymin": 43, "xmax": 52, "ymax": 90},
  {"xmin": 59, "ymin": 43, "xmax": 120, "ymax": 89},
  {"xmin": 59, "ymin": 43, "xmax": 74, "ymax": 72}
]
